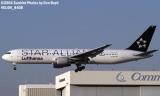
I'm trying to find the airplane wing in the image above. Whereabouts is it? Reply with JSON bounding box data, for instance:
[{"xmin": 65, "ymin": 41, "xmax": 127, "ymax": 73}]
[
  {"xmin": 70, "ymin": 44, "xmax": 111, "ymax": 60},
  {"xmin": 134, "ymin": 50, "xmax": 158, "ymax": 56}
]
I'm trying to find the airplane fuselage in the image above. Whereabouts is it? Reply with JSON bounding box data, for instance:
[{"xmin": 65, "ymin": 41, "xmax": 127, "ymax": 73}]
[{"xmin": 2, "ymin": 49, "xmax": 150, "ymax": 65}]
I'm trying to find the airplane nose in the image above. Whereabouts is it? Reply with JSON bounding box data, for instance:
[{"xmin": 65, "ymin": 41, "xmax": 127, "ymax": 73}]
[{"xmin": 2, "ymin": 54, "xmax": 8, "ymax": 61}]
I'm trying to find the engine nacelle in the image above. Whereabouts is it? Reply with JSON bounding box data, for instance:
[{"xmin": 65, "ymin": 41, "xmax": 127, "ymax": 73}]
[{"xmin": 53, "ymin": 57, "xmax": 71, "ymax": 68}]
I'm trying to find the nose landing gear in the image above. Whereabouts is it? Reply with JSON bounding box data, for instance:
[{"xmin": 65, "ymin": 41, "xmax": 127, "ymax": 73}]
[
  {"xmin": 13, "ymin": 63, "xmax": 17, "ymax": 70},
  {"xmin": 13, "ymin": 65, "xmax": 16, "ymax": 70}
]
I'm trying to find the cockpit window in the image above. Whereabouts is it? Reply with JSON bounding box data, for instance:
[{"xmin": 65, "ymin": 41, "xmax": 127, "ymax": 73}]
[{"xmin": 5, "ymin": 52, "xmax": 11, "ymax": 54}]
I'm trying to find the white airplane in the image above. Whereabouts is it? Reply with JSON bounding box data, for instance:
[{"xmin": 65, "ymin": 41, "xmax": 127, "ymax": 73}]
[{"xmin": 2, "ymin": 25, "xmax": 158, "ymax": 72}]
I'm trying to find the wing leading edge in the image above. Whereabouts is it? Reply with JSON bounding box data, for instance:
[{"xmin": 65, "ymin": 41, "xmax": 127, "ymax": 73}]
[{"xmin": 70, "ymin": 44, "xmax": 112, "ymax": 61}]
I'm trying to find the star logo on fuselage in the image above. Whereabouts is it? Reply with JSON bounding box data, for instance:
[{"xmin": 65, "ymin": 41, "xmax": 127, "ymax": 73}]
[{"xmin": 136, "ymin": 38, "xmax": 147, "ymax": 48}]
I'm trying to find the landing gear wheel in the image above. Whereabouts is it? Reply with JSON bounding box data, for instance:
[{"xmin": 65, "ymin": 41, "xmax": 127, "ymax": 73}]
[
  {"xmin": 75, "ymin": 69, "xmax": 79, "ymax": 72},
  {"xmin": 79, "ymin": 66, "xmax": 85, "ymax": 71}
]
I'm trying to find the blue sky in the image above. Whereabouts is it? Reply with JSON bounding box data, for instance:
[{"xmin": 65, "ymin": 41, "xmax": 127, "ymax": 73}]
[{"xmin": 0, "ymin": 0, "xmax": 160, "ymax": 96}]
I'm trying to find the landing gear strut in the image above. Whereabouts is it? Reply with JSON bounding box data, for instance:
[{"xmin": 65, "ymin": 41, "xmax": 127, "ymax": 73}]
[{"xmin": 75, "ymin": 64, "xmax": 85, "ymax": 72}]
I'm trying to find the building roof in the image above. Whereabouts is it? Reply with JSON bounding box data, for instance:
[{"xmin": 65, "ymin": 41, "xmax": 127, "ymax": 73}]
[{"xmin": 56, "ymin": 71, "xmax": 160, "ymax": 89}]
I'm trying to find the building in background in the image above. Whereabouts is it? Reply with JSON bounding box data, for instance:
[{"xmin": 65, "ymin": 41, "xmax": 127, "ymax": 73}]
[
  {"xmin": 20, "ymin": 71, "xmax": 160, "ymax": 96},
  {"xmin": 19, "ymin": 84, "xmax": 56, "ymax": 96}
]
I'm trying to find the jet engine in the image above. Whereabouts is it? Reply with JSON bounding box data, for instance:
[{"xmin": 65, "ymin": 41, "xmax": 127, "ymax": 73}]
[{"xmin": 53, "ymin": 57, "xmax": 71, "ymax": 68}]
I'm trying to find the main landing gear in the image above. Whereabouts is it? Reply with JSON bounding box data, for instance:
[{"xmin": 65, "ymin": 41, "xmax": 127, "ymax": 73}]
[{"xmin": 75, "ymin": 64, "xmax": 85, "ymax": 72}]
